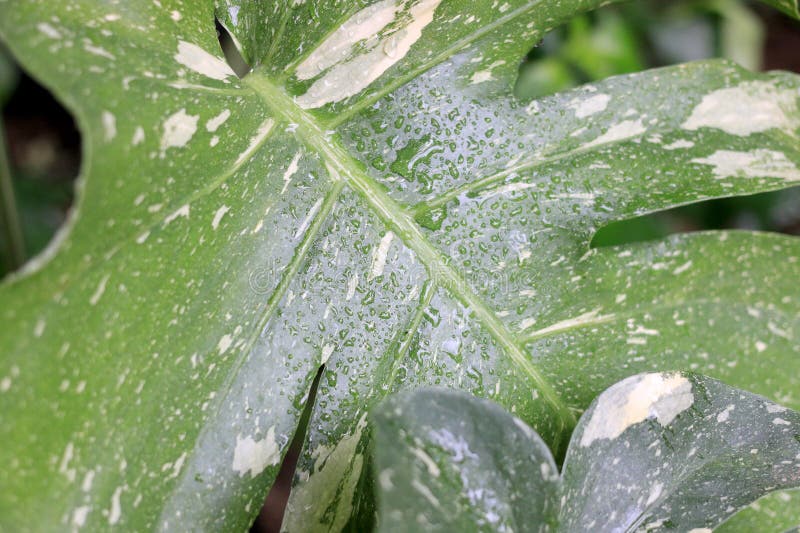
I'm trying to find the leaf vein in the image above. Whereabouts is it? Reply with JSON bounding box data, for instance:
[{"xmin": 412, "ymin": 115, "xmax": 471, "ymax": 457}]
[{"xmin": 244, "ymin": 72, "xmax": 577, "ymax": 436}]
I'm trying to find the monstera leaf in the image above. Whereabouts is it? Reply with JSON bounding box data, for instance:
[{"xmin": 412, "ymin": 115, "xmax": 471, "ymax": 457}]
[
  {"xmin": 371, "ymin": 373, "xmax": 800, "ymax": 531},
  {"xmin": 0, "ymin": 0, "xmax": 799, "ymax": 530}
]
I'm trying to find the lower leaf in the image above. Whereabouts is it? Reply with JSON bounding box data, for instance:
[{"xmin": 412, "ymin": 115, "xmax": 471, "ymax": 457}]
[{"xmin": 371, "ymin": 372, "xmax": 800, "ymax": 532}]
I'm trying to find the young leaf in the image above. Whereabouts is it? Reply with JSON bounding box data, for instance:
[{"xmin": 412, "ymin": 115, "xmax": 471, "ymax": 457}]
[
  {"xmin": 0, "ymin": 0, "xmax": 798, "ymax": 530},
  {"xmin": 372, "ymin": 374, "xmax": 800, "ymax": 532},
  {"xmin": 373, "ymin": 387, "xmax": 560, "ymax": 531}
]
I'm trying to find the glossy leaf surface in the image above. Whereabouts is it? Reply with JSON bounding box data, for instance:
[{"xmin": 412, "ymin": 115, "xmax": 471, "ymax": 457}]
[
  {"xmin": 0, "ymin": 0, "xmax": 799, "ymax": 530},
  {"xmin": 372, "ymin": 374, "xmax": 800, "ymax": 531}
]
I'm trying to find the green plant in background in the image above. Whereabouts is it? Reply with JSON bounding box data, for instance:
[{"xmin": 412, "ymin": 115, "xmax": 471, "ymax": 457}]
[
  {"xmin": 0, "ymin": 44, "xmax": 79, "ymax": 276},
  {"xmin": 516, "ymin": 0, "xmax": 800, "ymax": 250},
  {"xmin": 516, "ymin": 0, "xmax": 767, "ymax": 99},
  {"xmin": 0, "ymin": 1, "xmax": 799, "ymax": 532}
]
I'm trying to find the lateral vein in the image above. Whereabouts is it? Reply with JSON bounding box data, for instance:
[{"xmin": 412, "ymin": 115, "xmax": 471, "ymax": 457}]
[{"xmin": 244, "ymin": 72, "xmax": 576, "ymax": 433}]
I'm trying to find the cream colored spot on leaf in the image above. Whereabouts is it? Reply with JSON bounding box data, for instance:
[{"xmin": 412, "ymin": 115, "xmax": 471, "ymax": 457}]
[
  {"xmin": 217, "ymin": 334, "xmax": 233, "ymax": 354},
  {"xmin": 84, "ymin": 44, "xmax": 115, "ymax": 60},
  {"xmin": 281, "ymin": 152, "xmax": 302, "ymax": 194},
  {"xmin": 321, "ymin": 343, "xmax": 335, "ymax": 364},
  {"xmin": 37, "ymin": 23, "xmax": 61, "ymax": 39},
  {"xmin": 211, "ymin": 205, "xmax": 230, "ymax": 230},
  {"xmin": 283, "ymin": 416, "xmax": 367, "ymax": 532},
  {"xmin": 59, "ymin": 442, "xmax": 76, "ymax": 482},
  {"xmin": 101, "ymin": 111, "xmax": 116, "ymax": 142},
  {"xmin": 411, "ymin": 448, "xmax": 440, "ymax": 477},
  {"xmin": 717, "ymin": 404, "xmax": 735, "ymax": 422},
  {"xmin": 235, "ymin": 119, "xmax": 274, "ymax": 166},
  {"xmin": 580, "ymin": 373, "xmax": 693, "ymax": 446},
  {"xmin": 232, "ymin": 427, "xmax": 280, "ymax": 477},
  {"xmin": 296, "ymin": 0, "xmax": 442, "ymax": 108},
  {"xmin": 174, "ymin": 41, "xmax": 234, "ymax": 81},
  {"xmin": 477, "ymin": 182, "xmax": 536, "ymax": 201},
  {"xmin": 34, "ymin": 318, "xmax": 46, "ymax": 337},
  {"xmin": 524, "ymin": 308, "xmax": 613, "ymax": 337},
  {"xmin": 346, "ymin": 273, "xmax": 359, "ymax": 301},
  {"xmin": 682, "ymin": 81, "xmax": 797, "ymax": 136},
  {"xmin": 584, "ymin": 119, "xmax": 647, "ymax": 149},
  {"xmin": 692, "ymin": 149, "xmax": 800, "ymax": 181},
  {"xmin": 673, "ymin": 260, "xmax": 693, "ymax": 275},
  {"xmin": 645, "ymin": 481, "xmax": 663, "ymax": 506},
  {"xmin": 89, "ymin": 274, "xmax": 111, "ymax": 306},
  {"xmin": 572, "ymin": 94, "xmax": 610, "ymax": 118},
  {"xmin": 370, "ymin": 231, "xmax": 394, "ymax": 279},
  {"xmin": 205, "ymin": 109, "xmax": 231, "ymax": 132},
  {"xmin": 164, "ymin": 204, "xmax": 190, "ymax": 225},
  {"xmin": 664, "ymin": 139, "xmax": 694, "ymax": 150},
  {"xmin": 470, "ymin": 69, "xmax": 494, "ymax": 84},
  {"xmin": 132, "ymin": 126, "xmax": 145, "ymax": 146},
  {"xmin": 168, "ymin": 451, "xmax": 188, "ymax": 479},
  {"xmin": 81, "ymin": 470, "xmax": 95, "ymax": 492},
  {"xmin": 295, "ymin": 0, "xmax": 399, "ymax": 80},
  {"xmin": 294, "ymin": 197, "xmax": 323, "ymax": 239},
  {"xmin": 72, "ymin": 506, "xmax": 91, "ymax": 528},
  {"xmin": 108, "ymin": 486, "xmax": 123, "ymax": 525},
  {"xmin": 160, "ymin": 109, "xmax": 199, "ymax": 154}
]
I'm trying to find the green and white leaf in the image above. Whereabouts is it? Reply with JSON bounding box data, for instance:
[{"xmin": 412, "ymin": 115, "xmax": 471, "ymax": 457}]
[
  {"xmin": 0, "ymin": 0, "xmax": 798, "ymax": 530},
  {"xmin": 372, "ymin": 373, "xmax": 800, "ymax": 532}
]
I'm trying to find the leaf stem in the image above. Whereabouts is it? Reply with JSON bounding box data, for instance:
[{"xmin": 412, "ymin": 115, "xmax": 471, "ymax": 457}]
[{"xmin": 0, "ymin": 121, "xmax": 25, "ymax": 270}]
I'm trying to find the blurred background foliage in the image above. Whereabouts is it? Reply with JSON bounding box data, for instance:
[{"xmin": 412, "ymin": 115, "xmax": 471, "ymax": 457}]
[
  {"xmin": 513, "ymin": 0, "xmax": 800, "ymax": 248},
  {"xmin": 0, "ymin": 0, "xmax": 799, "ymax": 277}
]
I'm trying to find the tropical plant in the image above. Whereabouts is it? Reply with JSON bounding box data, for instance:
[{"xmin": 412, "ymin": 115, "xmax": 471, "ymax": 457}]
[
  {"xmin": 0, "ymin": 0, "xmax": 798, "ymax": 531},
  {"xmin": 373, "ymin": 373, "xmax": 800, "ymax": 531}
]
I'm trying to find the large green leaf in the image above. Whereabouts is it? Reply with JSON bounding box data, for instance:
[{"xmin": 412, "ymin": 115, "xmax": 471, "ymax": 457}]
[
  {"xmin": 0, "ymin": 0, "xmax": 799, "ymax": 530},
  {"xmin": 372, "ymin": 374, "xmax": 800, "ymax": 531}
]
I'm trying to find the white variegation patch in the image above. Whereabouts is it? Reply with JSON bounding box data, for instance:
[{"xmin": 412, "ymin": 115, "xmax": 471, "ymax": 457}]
[
  {"xmin": 205, "ymin": 109, "xmax": 231, "ymax": 132},
  {"xmin": 283, "ymin": 415, "xmax": 367, "ymax": 531},
  {"xmin": 295, "ymin": 0, "xmax": 442, "ymax": 108},
  {"xmin": 295, "ymin": 0, "xmax": 399, "ymax": 80},
  {"xmin": 370, "ymin": 231, "xmax": 395, "ymax": 279},
  {"xmin": 571, "ymin": 94, "xmax": 610, "ymax": 118},
  {"xmin": 580, "ymin": 373, "xmax": 693, "ymax": 446},
  {"xmin": 232, "ymin": 428, "xmax": 280, "ymax": 477},
  {"xmin": 692, "ymin": 149, "xmax": 800, "ymax": 181},
  {"xmin": 101, "ymin": 111, "xmax": 116, "ymax": 142},
  {"xmin": 584, "ymin": 119, "xmax": 646, "ymax": 148},
  {"xmin": 174, "ymin": 41, "xmax": 235, "ymax": 81},
  {"xmin": 682, "ymin": 81, "xmax": 798, "ymax": 136},
  {"xmin": 160, "ymin": 109, "xmax": 199, "ymax": 154}
]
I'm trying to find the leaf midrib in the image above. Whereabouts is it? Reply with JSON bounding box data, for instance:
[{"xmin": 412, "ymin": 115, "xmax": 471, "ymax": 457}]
[{"xmin": 242, "ymin": 71, "xmax": 577, "ymax": 439}]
